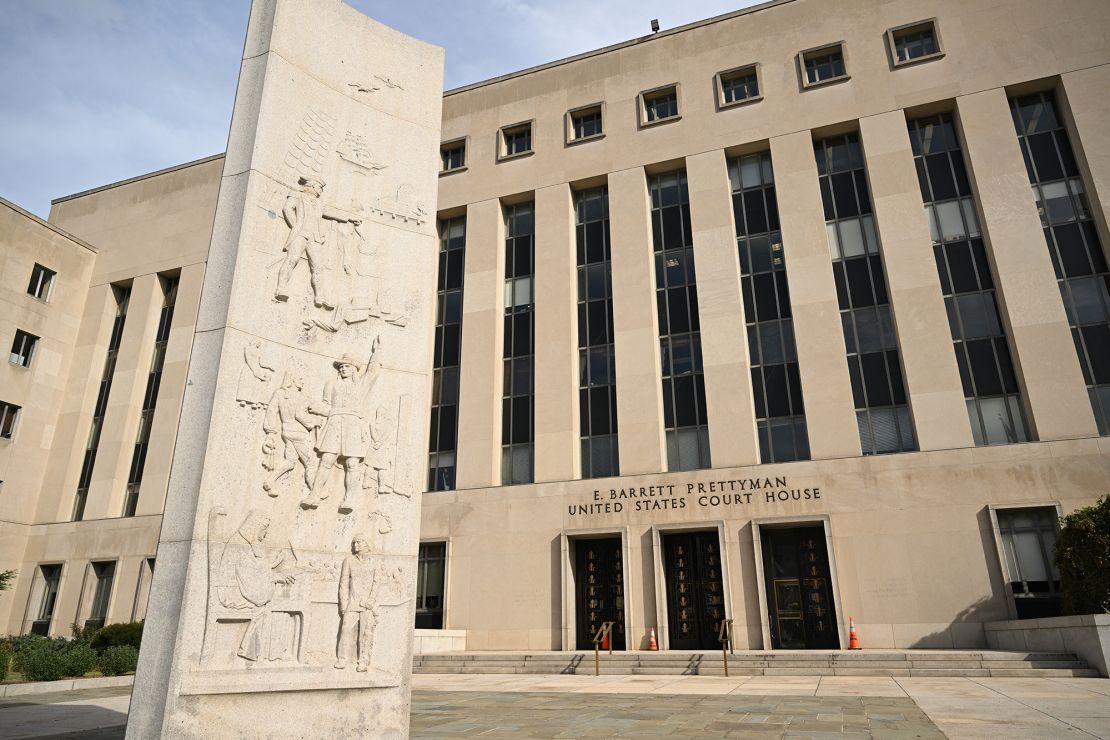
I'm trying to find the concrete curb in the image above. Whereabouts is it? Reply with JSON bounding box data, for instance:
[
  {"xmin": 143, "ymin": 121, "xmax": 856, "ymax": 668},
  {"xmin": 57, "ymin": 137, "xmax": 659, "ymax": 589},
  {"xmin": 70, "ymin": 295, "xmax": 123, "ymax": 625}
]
[{"xmin": 0, "ymin": 674, "xmax": 134, "ymax": 697}]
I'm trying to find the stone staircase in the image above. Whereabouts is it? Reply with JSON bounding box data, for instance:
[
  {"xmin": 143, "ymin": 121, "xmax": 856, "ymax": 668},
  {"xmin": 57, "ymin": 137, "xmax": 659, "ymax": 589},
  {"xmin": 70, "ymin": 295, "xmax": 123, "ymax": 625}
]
[{"xmin": 413, "ymin": 649, "xmax": 1101, "ymax": 678}]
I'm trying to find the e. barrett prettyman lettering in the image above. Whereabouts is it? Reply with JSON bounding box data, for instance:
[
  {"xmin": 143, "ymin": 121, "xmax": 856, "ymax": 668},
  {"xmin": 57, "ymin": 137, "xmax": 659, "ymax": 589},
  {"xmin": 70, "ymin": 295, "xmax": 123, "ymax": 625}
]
[{"xmin": 568, "ymin": 476, "xmax": 822, "ymax": 517}]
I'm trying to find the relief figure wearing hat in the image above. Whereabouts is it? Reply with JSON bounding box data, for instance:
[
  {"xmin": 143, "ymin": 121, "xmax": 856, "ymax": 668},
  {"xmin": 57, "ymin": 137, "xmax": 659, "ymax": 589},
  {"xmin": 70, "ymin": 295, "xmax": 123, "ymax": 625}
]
[
  {"xmin": 275, "ymin": 176, "xmax": 363, "ymax": 310},
  {"xmin": 301, "ymin": 335, "xmax": 382, "ymax": 513}
]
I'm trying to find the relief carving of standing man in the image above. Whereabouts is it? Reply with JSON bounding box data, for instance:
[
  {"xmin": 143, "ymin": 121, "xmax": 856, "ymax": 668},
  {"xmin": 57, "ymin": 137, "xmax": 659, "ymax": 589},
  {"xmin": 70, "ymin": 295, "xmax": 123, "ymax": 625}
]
[
  {"xmin": 334, "ymin": 532, "xmax": 377, "ymax": 672},
  {"xmin": 300, "ymin": 336, "xmax": 382, "ymax": 513},
  {"xmin": 262, "ymin": 371, "xmax": 322, "ymax": 496},
  {"xmin": 274, "ymin": 176, "xmax": 362, "ymax": 309}
]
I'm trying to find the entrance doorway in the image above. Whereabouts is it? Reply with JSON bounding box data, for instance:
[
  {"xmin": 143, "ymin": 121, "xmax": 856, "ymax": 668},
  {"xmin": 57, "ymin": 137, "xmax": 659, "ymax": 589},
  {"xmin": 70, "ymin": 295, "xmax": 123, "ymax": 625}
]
[
  {"xmin": 662, "ymin": 531, "xmax": 725, "ymax": 650},
  {"xmin": 761, "ymin": 526, "xmax": 839, "ymax": 649},
  {"xmin": 574, "ymin": 537, "xmax": 626, "ymax": 650}
]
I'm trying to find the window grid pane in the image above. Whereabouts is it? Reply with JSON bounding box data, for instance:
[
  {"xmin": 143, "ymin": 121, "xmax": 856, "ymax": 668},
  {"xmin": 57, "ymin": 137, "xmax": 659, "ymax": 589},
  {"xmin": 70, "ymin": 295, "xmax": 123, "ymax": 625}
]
[
  {"xmin": 504, "ymin": 126, "xmax": 532, "ymax": 156},
  {"xmin": 1010, "ymin": 90, "xmax": 1110, "ymax": 435},
  {"xmin": 429, "ymin": 217, "xmax": 467, "ymax": 491},
  {"xmin": 576, "ymin": 187, "xmax": 619, "ymax": 478},
  {"xmin": 894, "ymin": 28, "xmax": 938, "ymax": 62},
  {"xmin": 573, "ymin": 110, "xmax": 602, "ymax": 139},
  {"xmin": 416, "ymin": 542, "xmax": 446, "ymax": 628},
  {"xmin": 86, "ymin": 561, "xmax": 116, "ymax": 629},
  {"xmin": 997, "ymin": 507, "xmax": 1061, "ymax": 598},
  {"xmin": 9, "ymin": 329, "xmax": 38, "ymax": 368},
  {"xmin": 805, "ymin": 50, "xmax": 845, "ymax": 83},
  {"xmin": 908, "ymin": 113, "xmax": 1030, "ymax": 446},
  {"xmin": 0, "ymin": 401, "xmax": 20, "ymax": 439},
  {"xmin": 815, "ymin": 133, "xmax": 916, "ymax": 455},
  {"xmin": 645, "ymin": 91, "xmax": 678, "ymax": 122},
  {"xmin": 729, "ymin": 151, "xmax": 810, "ymax": 464},
  {"xmin": 502, "ymin": 203, "xmax": 535, "ymax": 484},
  {"xmin": 652, "ymin": 171, "xmax": 709, "ymax": 471},
  {"xmin": 74, "ymin": 285, "xmax": 131, "ymax": 521},
  {"xmin": 721, "ymin": 71, "xmax": 758, "ymax": 104},
  {"xmin": 441, "ymin": 144, "xmax": 465, "ymax": 171},
  {"xmin": 123, "ymin": 276, "xmax": 178, "ymax": 516},
  {"xmin": 27, "ymin": 263, "xmax": 56, "ymax": 301}
]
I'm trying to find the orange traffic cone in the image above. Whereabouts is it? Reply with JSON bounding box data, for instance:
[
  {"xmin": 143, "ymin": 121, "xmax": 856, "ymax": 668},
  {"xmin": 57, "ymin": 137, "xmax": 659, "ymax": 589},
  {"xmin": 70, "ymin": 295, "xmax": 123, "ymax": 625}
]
[
  {"xmin": 649, "ymin": 627, "xmax": 658, "ymax": 651},
  {"xmin": 849, "ymin": 617, "xmax": 860, "ymax": 650}
]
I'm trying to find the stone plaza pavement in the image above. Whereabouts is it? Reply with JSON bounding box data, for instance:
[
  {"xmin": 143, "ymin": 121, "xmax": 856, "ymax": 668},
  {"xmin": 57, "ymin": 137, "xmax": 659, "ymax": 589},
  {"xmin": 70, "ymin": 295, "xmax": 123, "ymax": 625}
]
[{"xmin": 1, "ymin": 673, "xmax": 1108, "ymax": 738}]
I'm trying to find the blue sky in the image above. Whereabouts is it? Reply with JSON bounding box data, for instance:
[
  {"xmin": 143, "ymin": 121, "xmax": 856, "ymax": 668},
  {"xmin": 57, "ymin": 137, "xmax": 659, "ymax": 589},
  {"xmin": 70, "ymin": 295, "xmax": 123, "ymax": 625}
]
[{"xmin": 1, "ymin": 1, "xmax": 760, "ymax": 217}]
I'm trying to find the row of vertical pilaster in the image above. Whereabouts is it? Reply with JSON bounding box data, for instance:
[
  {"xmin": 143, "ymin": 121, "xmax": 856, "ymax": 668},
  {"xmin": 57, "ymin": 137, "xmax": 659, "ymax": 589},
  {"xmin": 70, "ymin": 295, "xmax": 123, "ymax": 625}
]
[{"xmin": 450, "ymin": 88, "xmax": 1109, "ymax": 485}]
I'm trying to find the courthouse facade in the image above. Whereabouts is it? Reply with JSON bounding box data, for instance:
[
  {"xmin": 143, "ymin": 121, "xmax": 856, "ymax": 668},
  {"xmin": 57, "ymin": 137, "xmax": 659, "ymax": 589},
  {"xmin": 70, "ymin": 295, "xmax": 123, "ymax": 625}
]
[{"xmin": 2, "ymin": 0, "xmax": 1110, "ymax": 652}]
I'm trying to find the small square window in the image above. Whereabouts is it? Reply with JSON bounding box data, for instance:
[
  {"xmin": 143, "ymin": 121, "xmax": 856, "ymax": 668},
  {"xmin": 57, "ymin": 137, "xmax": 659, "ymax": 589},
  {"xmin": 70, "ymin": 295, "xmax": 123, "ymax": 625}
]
[
  {"xmin": 10, "ymin": 330, "xmax": 38, "ymax": 368},
  {"xmin": 639, "ymin": 85, "xmax": 680, "ymax": 127},
  {"xmin": 0, "ymin": 401, "xmax": 20, "ymax": 439},
  {"xmin": 888, "ymin": 20, "xmax": 944, "ymax": 67},
  {"xmin": 440, "ymin": 138, "xmax": 466, "ymax": 173},
  {"xmin": 566, "ymin": 103, "xmax": 604, "ymax": 144},
  {"xmin": 799, "ymin": 43, "xmax": 849, "ymax": 88},
  {"xmin": 27, "ymin": 263, "xmax": 56, "ymax": 302},
  {"xmin": 499, "ymin": 121, "xmax": 533, "ymax": 160},
  {"xmin": 717, "ymin": 64, "xmax": 762, "ymax": 108}
]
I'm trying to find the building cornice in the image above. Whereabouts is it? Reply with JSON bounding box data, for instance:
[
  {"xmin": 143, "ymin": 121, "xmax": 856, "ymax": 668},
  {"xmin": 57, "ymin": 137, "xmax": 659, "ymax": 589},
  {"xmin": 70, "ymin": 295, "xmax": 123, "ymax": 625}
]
[
  {"xmin": 0, "ymin": 196, "xmax": 99, "ymax": 253},
  {"xmin": 50, "ymin": 153, "xmax": 226, "ymax": 206},
  {"xmin": 443, "ymin": 0, "xmax": 795, "ymax": 96}
]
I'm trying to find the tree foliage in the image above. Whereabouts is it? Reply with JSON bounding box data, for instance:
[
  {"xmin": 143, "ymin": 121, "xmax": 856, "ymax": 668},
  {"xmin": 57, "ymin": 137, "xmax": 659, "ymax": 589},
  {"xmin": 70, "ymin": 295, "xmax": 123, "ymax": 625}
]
[
  {"xmin": 0, "ymin": 570, "xmax": 14, "ymax": 592},
  {"xmin": 1056, "ymin": 494, "xmax": 1110, "ymax": 615}
]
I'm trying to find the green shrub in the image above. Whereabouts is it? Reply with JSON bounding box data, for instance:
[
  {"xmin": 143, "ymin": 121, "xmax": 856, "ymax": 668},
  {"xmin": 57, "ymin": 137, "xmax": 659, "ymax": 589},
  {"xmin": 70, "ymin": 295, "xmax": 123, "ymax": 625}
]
[
  {"xmin": 98, "ymin": 645, "xmax": 139, "ymax": 677},
  {"xmin": 1056, "ymin": 494, "xmax": 1110, "ymax": 615},
  {"xmin": 0, "ymin": 641, "xmax": 11, "ymax": 681},
  {"xmin": 70, "ymin": 622, "xmax": 99, "ymax": 644},
  {"xmin": 9, "ymin": 636, "xmax": 99, "ymax": 681},
  {"xmin": 90, "ymin": 621, "xmax": 144, "ymax": 652},
  {"xmin": 9, "ymin": 635, "xmax": 60, "ymax": 673},
  {"xmin": 59, "ymin": 643, "xmax": 98, "ymax": 677},
  {"xmin": 18, "ymin": 645, "xmax": 66, "ymax": 682}
]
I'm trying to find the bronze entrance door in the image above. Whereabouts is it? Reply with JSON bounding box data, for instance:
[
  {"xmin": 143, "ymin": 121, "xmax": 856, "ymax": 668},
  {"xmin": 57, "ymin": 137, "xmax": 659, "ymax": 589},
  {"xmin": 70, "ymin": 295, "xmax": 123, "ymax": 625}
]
[
  {"xmin": 662, "ymin": 531, "xmax": 725, "ymax": 650},
  {"xmin": 575, "ymin": 537, "xmax": 626, "ymax": 650},
  {"xmin": 761, "ymin": 526, "xmax": 839, "ymax": 649}
]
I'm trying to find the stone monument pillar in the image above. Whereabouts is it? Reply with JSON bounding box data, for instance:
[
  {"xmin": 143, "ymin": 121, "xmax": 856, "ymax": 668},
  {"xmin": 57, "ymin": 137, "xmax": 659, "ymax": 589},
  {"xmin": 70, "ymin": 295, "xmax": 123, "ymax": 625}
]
[{"xmin": 126, "ymin": 1, "xmax": 442, "ymax": 737}]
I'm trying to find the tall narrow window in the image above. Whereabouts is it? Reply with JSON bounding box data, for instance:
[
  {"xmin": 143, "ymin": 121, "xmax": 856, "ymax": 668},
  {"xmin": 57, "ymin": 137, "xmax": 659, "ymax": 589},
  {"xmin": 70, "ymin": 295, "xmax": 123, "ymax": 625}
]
[
  {"xmin": 429, "ymin": 217, "xmax": 465, "ymax": 491},
  {"xmin": 123, "ymin": 276, "xmax": 178, "ymax": 517},
  {"xmin": 415, "ymin": 542, "xmax": 446, "ymax": 629},
  {"xmin": 815, "ymin": 134, "xmax": 915, "ymax": 454},
  {"xmin": 85, "ymin": 561, "xmax": 116, "ymax": 631},
  {"xmin": 730, "ymin": 152, "xmax": 810, "ymax": 463},
  {"xmin": 502, "ymin": 202, "xmax": 534, "ymax": 485},
  {"xmin": 576, "ymin": 187, "xmax": 619, "ymax": 478},
  {"xmin": 31, "ymin": 564, "xmax": 62, "ymax": 636},
  {"xmin": 652, "ymin": 171, "xmax": 710, "ymax": 471},
  {"xmin": 74, "ymin": 285, "xmax": 131, "ymax": 521},
  {"xmin": 908, "ymin": 114, "xmax": 1029, "ymax": 445},
  {"xmin": 997, "ymin": 507, "xmax": 1061, "ymax": 618},
  {"xmin": 1010, "ymin": 91, "xmax": 1110, "ymax": 435}
]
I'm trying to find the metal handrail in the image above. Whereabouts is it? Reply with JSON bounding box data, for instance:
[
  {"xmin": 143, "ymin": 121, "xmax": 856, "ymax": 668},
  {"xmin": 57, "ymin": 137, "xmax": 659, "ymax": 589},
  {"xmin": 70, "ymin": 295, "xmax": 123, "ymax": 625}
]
[
  {"xmin": 717, "ymin": 618, "xmax": 734, "ymax": 677},
  {"xmin": 591, "ymin": 621, "xmax": 615, "ymax": 676}
]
